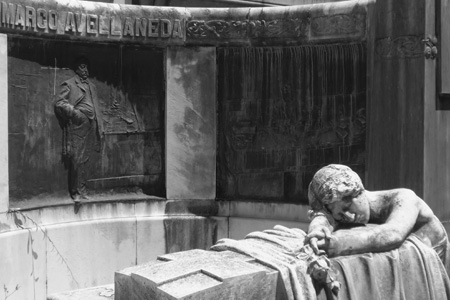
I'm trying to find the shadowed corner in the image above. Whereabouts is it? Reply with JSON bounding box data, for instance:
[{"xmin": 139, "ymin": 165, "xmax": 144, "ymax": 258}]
[{"xmin": 74, "ymin": 202, "xmax": 82, "ymax": 214}]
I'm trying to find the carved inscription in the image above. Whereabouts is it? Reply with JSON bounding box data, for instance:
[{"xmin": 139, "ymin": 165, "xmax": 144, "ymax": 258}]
[
  {"xmin": 311, "ymin": 14, "xmax": 365, "ymax": 37},
  {"xmin": 0, "ymin": 1, "xmax": 367, "ymax": 43},
  {"xmin": 0, "ymin": 1, "xmax": 184, "ymax": 39},
  {"xmin": 186, "ymin": 18, "xmax": 309, "ymax": 39},
  {"xmin": 375, "ymin": 36, "xmax": 423, "ymax": 58}
]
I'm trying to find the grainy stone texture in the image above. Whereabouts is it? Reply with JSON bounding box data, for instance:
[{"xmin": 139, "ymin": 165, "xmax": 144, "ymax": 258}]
[
  {"xmin": 46, "ymin": 218, "xmax": 137, "ymax": 294},
  {"xmin": 115, "ymin": 249, "xmax": 279, "ymax": 300},
  {"xmin": 0, "ymin": 33, "xmax": 7, "ymax": 213},
  {"xmin": 47, "ymin": 284, "xmax": 114, "ymax": 300},
  {"xmin": 0, "ymin": 229, "xmax": 47, "ymax": 300},
  {"xmin": 229, "ymin": 217, "xmax": 308, "ymax": 240},
  {"xmin": 0, "ymin": 1, "xmax": 369, "ymax": 46},
  {"xmin": 166, "ymin": 47, "xmax": 217, "ymax": 200}
]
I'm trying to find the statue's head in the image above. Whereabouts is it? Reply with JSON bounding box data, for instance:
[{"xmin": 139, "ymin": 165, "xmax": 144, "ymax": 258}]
[
  {"xmin": 308, "ymin": 164, "xmax": 368, "ymax": 224},
  {"xmin": 74, "ymin": 56, "xmax": 90, "ymax": 80}
]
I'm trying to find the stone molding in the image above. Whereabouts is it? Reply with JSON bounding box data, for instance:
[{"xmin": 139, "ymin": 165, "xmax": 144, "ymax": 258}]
[
  {"xmin": 375, "ymin": 35, "xmax": 424, "ymax": 59},
  {"xmin": 0, "ymin": 199, "xmax": 310, "ymax": 235},
  {"xmin": 0, "ymin": 33, "xmax": 7, "ymax": 213},
  {"xmin": 0, "ymin": 0, "xmax": 370, "ymax": 46}
]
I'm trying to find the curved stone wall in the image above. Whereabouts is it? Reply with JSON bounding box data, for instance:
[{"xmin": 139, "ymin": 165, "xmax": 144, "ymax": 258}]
[
  {"xmin": 0, "ymin": 0, "xmax": 373, "ymax": 298},
  {"xmin": 0, "ymin": 200, "xmax": 309, "ymax": 299},
  {"xmin": 0, "ymin": 0, "xmax": 370, "ymax": 46}
]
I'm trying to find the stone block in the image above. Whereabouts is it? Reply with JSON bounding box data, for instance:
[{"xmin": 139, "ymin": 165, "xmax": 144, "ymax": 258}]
[
  {"xmin": 136, "ymin": 217, "xmax": 166, "ymax": 264},
  {"xmin": 115, "ymin": 261, "xmax": 167, "ymax": 300},
  {"xmin": 211, "ymin": 216, "xmax": 229, "ymax": 242},
  {"xmin": 38, "ymin": 201, "xmax": 136, "ymax": 226},
  {"xmin": 216, "ymin": 200, "xmax": 230, "ymax": 217},
  {"xmin": 309, "ymin": 1, "xmax": 367, "ymax": 41},
  {"xmin": 47, "ymin": 284, "xmax": 114, "ymax": 300},
  {"xmin": 0, "ymin": 209, "xmax": 43, "ymax": 234},
  {"xmin": 229, "ymin": 217, "xmax": 308, "ymax": 240},
  {"xmin": 45, "ymin": 218, "xmax": 136, "ymax": 294},
  {"xmin": 115, "ymin": 249, "xmax": 279, "ymax": 300},
  {"xmin": 0, "ymin": 33, "xmax": 7, "ymax": 213},
  {"xmin": 228, "ymin": 201, "xmax": 310, "ymax": 223},
  {"xmin": 163, "ymin": 216, "xmax": 217, "ymax": 254},
  {"xmin": 134, "ymin": 200, "xmax": 167, "ymax": 218},
  {"xmin": 0, "ymin": 229, "xmax": 46, "ymax": 300},
  {"xmin": 163, "ymin": 199, "xmax": 219, "ymax": 216},
  {"xmin": 166, "ymin": 47, "xmax": 216, "ymax": 200},
  {"xmin": 136, "ymin": 215, "xmax": 221, "ymax": 265}
]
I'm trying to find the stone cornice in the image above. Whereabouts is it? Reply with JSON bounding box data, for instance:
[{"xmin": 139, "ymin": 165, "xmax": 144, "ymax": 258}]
[{"xmin": 0, "ymin": 0, "xmax": 370, "ymax": 46}]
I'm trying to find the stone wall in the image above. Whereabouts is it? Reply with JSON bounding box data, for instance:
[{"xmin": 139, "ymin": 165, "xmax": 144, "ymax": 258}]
[
  {"xmin": 0, "ymin": 199, "xmax": 309, "ymax": 299},
  {"xmin": 217, "ymin": 45, "xmax": 367, "ymax": 203}
]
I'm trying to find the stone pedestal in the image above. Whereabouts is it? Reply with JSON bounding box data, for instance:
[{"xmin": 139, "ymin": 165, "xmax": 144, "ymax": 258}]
[
  {"xmin": 0, "ymin": 34, "xmax": 7, "ymax": 213},
  {"xmin": 115, "ymin": 249, "xmax": 280, "ymax": 300},
  {"xmin": 47, "ymin": 285, "xmax": 114, "ymax": 300},
  {"xmin": 166, "ymin": 47, "xmax": 217, "ymax": 200}
]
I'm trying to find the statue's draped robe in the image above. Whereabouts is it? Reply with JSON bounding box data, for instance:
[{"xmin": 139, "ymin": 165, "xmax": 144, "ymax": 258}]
[
  {"xmin": 211, "ymin": 225, "xmax": 450, "ymax": 300},
  {"xmin": 211, "ymin": 226, "xmax": 316, "ymax": 300}
]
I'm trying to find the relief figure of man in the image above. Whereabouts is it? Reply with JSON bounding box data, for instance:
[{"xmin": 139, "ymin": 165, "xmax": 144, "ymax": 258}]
[{"xmin": 54, "ymin": 57, "xmax": 103, "ymax": 202}]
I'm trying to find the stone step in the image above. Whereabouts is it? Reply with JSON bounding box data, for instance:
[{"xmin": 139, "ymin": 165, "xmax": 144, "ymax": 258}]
[{"xmin": 47, "ymin": 284, "xmax": 114, "ymax": 300}]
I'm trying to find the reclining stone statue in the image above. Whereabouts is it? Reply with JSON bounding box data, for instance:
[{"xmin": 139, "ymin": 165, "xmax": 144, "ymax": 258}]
[
  {"xmin": 113, "ymin": 164, "xmax": 450, "ymax": 300},
  {"xmin": 306, "ymin": 164, "xmax": 449, "ymax": 267}
]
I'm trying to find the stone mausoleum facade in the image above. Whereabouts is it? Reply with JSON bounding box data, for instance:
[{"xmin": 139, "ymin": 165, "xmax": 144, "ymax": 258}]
[{"xmin": 0, "ymin": 0, "xmax": 449, "ymax": 299}]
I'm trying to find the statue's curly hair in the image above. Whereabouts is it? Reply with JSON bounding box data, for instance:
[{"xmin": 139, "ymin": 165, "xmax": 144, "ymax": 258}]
[{"xmin": 308, "ymin": 164, "xmax": 364, "ymax": 214}]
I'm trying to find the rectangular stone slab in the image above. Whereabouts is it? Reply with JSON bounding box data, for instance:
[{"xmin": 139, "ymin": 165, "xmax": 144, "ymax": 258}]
[
  {"xmin": 115, "ymin": 249, "xmax": 280, "ymax": 300},
  {"xmin": 47, "ymin": 284, "xmax": 114, "ymax": 300}
]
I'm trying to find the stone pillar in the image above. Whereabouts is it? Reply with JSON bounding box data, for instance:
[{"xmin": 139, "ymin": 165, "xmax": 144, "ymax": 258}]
[
  {"xmin": 440, "ymin": 0, "xmax": 450, "ymax": 94},
  {"xmin": 423, "ymin": 0, "xmax": 450, "ymax": 226},
  {"xmin": 166, "ymin": 47, "xmax": 216, "ymax": 200},
  {"xmin": 0, "ymin": 34, "xmax": 8, "ymax": 213},
  {"xmin": 367, "ymin": 0, "xmax": 425, "ymax": 194}
]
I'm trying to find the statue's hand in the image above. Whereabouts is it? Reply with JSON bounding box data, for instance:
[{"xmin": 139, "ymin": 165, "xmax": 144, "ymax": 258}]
[
  {"xmin": 71, "ymin": 109, "xmax": 85, "ymax": 126},
  {"xmin": 305, "ymin": 226, "xmax": 332, "ymax": 255}
]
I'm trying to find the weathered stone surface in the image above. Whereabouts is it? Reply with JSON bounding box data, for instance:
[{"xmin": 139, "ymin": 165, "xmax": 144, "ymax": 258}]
[
  {"xmin": 0, "ymin": 229, "xmax": 47, "ymax": 300},
  {"xmin": 217, "ymin": 45, "xmax": 366, "ymax": 202},
  {"xmin": 166, "ymin": 47, "xmax": 216, "ymax": 200},
  {"xmin": 115, "ymin": 249, "xmax": 279, "ymax": 300},
  {"xmin": 0, "ymin": 33, "xmax": 7, "ymax": 213},
  {"xmin": 229, "ymin": 217, "xmax": 308, "ymax": 240},
  {"xmin": 0, "ymin": 0, "xmax": 369, "ymax": 46},
  {"xmin": 47, "ymin": 284, "xmax": 114, "ymax": 300},
  {"xmin": 46, "ymin": 218, "xmax": 136, "ymax": 294},
  {"xmin": 163, "ymin": 217, "xmax": 217, "ymax": 253},
  {"xmin": 309, "ymin": 1, "xmax": 368, "ymax": 41}
]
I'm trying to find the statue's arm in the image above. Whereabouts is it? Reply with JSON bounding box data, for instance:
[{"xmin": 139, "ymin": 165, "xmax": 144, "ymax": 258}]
[
  {"xmin": 306, "ymin": 213, "xmax": 337, "ymax": 254},
  {"xmin": 327, "ymin": 199, "xmax": 420, "ymax": 257},
  {"xmin": 54, "ymin": 82, "xmax": 75, "ymax": 121},
  {"xmin": 308, "ymin": 214, "xmax": 335, "ymax": 235}
]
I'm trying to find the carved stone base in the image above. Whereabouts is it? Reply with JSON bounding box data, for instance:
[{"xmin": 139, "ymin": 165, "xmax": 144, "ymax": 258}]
[{"xmin": 115, "ymin": 249, "xmax": 281, "ymax": 300}]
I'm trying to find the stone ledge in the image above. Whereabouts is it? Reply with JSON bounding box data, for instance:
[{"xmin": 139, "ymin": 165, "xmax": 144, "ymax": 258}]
[
  {"xmin": 1, "ymin": 199, "xmax": 308, "ymax": 234},
  {"xmin": 47, "ymin": 284, "xmax": 114, "ymax": 300},
  {"xmin": 223, "ymin": 200, "xmax": 310, "ymax": 223},
  {"xmin": 0, "ymin": 199, "xmax": 223, "ymax": 234}
]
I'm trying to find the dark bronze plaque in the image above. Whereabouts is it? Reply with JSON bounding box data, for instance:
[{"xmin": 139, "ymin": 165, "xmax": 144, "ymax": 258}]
[{"xmin": 8, "ymin": 37, "xmax": 165, "ymax": 204}]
